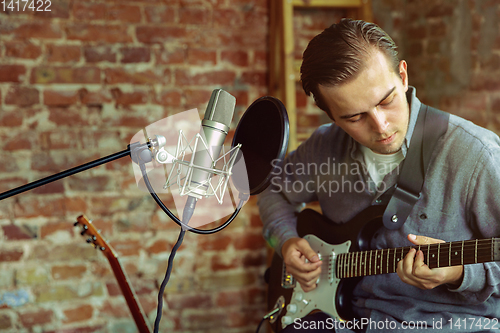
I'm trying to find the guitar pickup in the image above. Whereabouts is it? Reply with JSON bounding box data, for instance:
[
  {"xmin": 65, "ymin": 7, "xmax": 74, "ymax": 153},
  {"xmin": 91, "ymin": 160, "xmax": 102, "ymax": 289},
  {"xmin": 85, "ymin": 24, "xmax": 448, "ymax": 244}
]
[{"xmin": 281, "ymin": 262, "xmax": 296, "ymax": 289}]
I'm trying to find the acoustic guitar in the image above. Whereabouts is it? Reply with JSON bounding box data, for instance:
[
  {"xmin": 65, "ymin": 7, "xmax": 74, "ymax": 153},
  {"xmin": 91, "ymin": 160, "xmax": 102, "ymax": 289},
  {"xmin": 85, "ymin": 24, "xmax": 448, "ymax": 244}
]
[
  {"xmin": 266, "ymin": 206, "xmax": 500, "ymax": 332},
  {"xmin": 75, "ymin": 215, "xmax": 152, "ymax": 333}
]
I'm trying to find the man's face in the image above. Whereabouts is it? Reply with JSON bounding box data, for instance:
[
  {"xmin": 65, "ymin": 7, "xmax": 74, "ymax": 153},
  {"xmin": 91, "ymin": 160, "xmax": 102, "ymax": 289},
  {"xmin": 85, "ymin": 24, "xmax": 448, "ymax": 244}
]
[{"xmin": 318, "ymin": 50, "xmax": 410, "ymax": 155}]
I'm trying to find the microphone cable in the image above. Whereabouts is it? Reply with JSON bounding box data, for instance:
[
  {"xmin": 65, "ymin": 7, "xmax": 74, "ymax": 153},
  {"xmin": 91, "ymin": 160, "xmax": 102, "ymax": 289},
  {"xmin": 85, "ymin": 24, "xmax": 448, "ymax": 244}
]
[{"xmin": 138, "ymin": 160, "xmax": 247, "ymax": 332}]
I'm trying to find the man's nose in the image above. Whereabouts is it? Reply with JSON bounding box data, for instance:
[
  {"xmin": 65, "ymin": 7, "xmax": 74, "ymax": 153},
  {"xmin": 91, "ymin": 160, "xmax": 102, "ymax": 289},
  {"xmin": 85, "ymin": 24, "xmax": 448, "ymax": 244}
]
[{"xmin": 370, "ymin": 109, "xmax": 389, "ymax": 133}]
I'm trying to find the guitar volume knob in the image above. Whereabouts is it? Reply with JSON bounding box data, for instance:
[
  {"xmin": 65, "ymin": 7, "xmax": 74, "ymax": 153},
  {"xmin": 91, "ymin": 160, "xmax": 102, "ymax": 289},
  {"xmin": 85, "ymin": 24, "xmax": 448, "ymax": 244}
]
[
  {"xmin": 294, "ymin": 292, "xmax": 303, "ymax": 301},
  {"xmin": 286, "ymin": 304, "xmax": 297, "ymax": 313},
  {"xmin": 282, "ymin": 316, "xmax": 293, "ymax": 326}
]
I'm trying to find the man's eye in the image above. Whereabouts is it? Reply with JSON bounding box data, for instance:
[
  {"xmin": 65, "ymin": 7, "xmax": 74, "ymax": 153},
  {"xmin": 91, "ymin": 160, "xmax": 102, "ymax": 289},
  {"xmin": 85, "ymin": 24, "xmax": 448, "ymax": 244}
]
[
  {"xmin": 381, "ymin": 96, "xmax": 395, "ymax": 105},
  {"xmin": 349, "ymin": 115, "xmax": 362, "ymax": 123}
]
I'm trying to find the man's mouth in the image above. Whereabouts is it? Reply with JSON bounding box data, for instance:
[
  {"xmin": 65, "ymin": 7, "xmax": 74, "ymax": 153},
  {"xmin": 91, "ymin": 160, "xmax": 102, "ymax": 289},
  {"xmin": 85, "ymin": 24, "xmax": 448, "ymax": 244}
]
[{"xmin": 376, "ymin": 132, "xmax": 396, "ymax": 144}]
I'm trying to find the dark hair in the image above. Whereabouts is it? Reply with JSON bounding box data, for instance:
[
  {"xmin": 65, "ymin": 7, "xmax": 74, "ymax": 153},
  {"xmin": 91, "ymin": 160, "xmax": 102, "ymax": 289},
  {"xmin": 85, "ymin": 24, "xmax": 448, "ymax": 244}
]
[{"xmin": 300, "ymin": 18, "xmax": 399, "ymax": 113}]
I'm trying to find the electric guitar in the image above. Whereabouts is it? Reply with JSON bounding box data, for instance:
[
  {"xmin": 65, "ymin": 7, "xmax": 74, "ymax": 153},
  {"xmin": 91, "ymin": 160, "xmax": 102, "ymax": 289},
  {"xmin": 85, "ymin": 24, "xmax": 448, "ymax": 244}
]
[
  {"xmin": 75, "ymin": 215, "xmax": 152, "ymax": 333},
  {"xmin": 266, "ymin": 206, "xmax": 500, "ymax": 332}
]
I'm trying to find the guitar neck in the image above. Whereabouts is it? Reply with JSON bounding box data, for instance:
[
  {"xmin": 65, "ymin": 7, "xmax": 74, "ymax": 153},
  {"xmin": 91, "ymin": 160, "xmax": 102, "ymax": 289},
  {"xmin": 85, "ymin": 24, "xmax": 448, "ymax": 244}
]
[
  {"xmin": 106, "ymin": 254, "xmax": 152, "ymax": 333},
  {"xmin": 337, "ymin": 238, "xmax": 500, "ymax": 279}
]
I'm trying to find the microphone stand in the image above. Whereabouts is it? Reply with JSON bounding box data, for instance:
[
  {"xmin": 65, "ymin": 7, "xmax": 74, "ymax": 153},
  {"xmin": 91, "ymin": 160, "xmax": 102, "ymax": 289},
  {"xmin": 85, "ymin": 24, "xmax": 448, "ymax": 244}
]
[{"xmin": 0, "ymin": 141, "xmax": 149, "ymax": 201}]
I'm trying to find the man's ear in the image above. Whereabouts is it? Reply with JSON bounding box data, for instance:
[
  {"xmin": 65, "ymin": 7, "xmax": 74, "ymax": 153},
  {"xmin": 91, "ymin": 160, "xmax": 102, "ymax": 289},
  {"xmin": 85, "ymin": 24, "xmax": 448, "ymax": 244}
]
[{"xmin": 399, "ymin": 60, "xmax": 408, "ymax": 92}]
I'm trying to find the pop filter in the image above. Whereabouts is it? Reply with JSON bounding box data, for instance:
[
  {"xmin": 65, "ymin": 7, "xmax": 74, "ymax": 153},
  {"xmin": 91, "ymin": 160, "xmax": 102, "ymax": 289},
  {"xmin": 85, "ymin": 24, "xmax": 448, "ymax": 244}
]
[{"xmin": 231, "ymin": 96, "xmax": 289, "ymax": 195}]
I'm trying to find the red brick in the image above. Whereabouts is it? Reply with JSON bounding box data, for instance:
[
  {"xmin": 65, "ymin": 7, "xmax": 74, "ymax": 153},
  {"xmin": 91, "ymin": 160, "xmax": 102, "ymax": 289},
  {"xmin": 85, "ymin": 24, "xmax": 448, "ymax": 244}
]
[
  {"xmin": 63, "ymin": 304, "xmax": 93, "ymax": 323},
  {"xmin": 5, "ymin": 86, "xmax": 39, "ymax": 106},
  {"xmin": 232, "ymin": 232, "xmax": 265, "ymax": 250},
  {"xmin": 211, "ymin": 256, "xmax": 238, "ymax": 270},
  {"xmin": 14, "ymin": 197, "xmax": 67, "ymax": 218},
  {"xmin": 215, "ymin": 287, "xmax": 264, "ymax": 307},
  {"xmin": 166, "ymin": 293, "xmax": 213, "ymax": 310},
  {"xmin": 0, "ymin": 314, "xmax": 12, "ymax": 330},
  {"xmin": 84, "ymin": 46, "xmax": 117, "ymax": 63},
  {"xmin": 67, "ymin": 175, "xmax": 113, "ymax": 192},
  {"xmin": 0, "ymin": 111, "xmax": 22, "ymax": 127},
  {"xmin": 213, "ymin": 8, "xmax": 243, "ymax": 27},
  {"xmin": 19, "ymin": 309, "xmax": 53, "ymax": 328},
  {"xmin": 197, "ymin": 234, "xmax": 232, "ymax": 251},
  {"xmin": 48, "ymin": 107, "xmax": 88, "ymax": 126},
  {"xmin": 110, "ymin": 239, "xmax": 141, "ymax": 256},
  {"xmin": 0, "ymin": 65, "xmax": 26, "ymax": 83},
  {"xmin": 179, "ymin": 7, "xmax": 210, "ymax": 25},
  {"xmin": 155, "ymin": 47, "xmax": 186, "ymax": 65},
  {"xmin": 2, "ymin": 134, "xmax": 32, "ymax": 150},
  {"xmin": 52, "ymin": 265, "xmax": 87, "ymax": 280},
  {"xmin": 105, "ymin": 68, "xmax": 164, "ymax": 85},
  {"xmin": 100, "ymin": 299, "xmax": 131, "ymax": 318},
  {"xmin": 80, "ymin": 89, "xmax": 113, "ymax": 105},
  {"xmin": 120, "ymin": 47, "xmax": 151, "ymax": 63},
  {"xmin": 253, "ymin": 50, "xmax": 267, "ymax": 66},
  {"xmin": 44, "ymin": 90, "xmax": 80, "ymax": 106},
  {"xmin": 2, "ymin": 224, "xmax": 34, "ymax": 240},
  {"xmin": 33, "ymin": 0, "xmax": 70, "ymax": 19},
  {"xmin": 106, "ymin": 4, "xmax": 142, "ymax": 23},
  {"xmin": 187, "ymin": 49, "xmax": 216, "ymax": 65},
  {"xmin": 146, "ymin": 239, "xmax": 169, "ymax": 254},
  {"xmin": 5, "ymin": 42, "xmax": 42, "ymax": 59},
  {"xmin": 64, "ymin": 197, "xmax": 89, "ymax": 214},
  {"xmin": 13, "ymin": 22, "xmax": 62, "ymax": 39},
  {"xmin": 155, "ymin": 89, "xmax": 182, "ymax": 106},
  {"xmin": 241, "ymin": 71, "xmax": 267, "ymax": 86},
  {"xmin": 136, "ymin": 26, "xmax": 194, "ymax": 44},
  {"xmin": 41, "ymin": 221, "xmax": 74, "ymax": 239},
  {"xmin": 47, "ymin": 45, "xmax": 81, "ymax": 63},
  {"xmin": 0, "ymin": 249, "xmax": 23, "ymax": 262},
  {"xmin": 72, "ymin": 2, "xmax": 106, "ymax": 21},
  {"xmin": 175, "ymin": 69, "xmax": 236, "ymax": 86},
  {"xmin": 66, "ymin": 24, "xmax": 133, "ymax": 43},
  {"xmin": 111, "ymin": 89, "xmax": 148, "ymax": 105},
  {"xmin": 221, "ymin": 50, "xmax": 248, "ymax": 67},
  {"xmin": 144, "ymin": 5, "xmax": 176, "ymax": 23},
  {"xmin": 184, "ymin": 89, "xmax": 213, "ymax": 105},
  {"xmin": 39, "ymin": 130, "xmax": 79, "ymax": 150},
  {"xmin": 31, "ymin": 67, "xmax": 100, "ymax": 84},
  {"xmin": 0, "ymin": 176, "xmax": 27, "ymax": 193}
]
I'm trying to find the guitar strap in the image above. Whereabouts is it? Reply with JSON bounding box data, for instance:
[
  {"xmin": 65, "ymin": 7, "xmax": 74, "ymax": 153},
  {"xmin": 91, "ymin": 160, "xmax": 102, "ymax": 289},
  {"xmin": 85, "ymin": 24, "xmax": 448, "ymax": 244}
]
[{"xmin": 382, "ymin": 104, "xmax": 450, "ymax": 230}]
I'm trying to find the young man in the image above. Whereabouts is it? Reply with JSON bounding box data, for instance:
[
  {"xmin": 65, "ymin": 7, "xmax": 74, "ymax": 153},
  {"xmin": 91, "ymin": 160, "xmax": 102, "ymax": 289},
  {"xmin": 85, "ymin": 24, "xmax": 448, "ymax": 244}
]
[{"xmin": 258, "ymin": 19, "xmax": 500, "ymax": 332}]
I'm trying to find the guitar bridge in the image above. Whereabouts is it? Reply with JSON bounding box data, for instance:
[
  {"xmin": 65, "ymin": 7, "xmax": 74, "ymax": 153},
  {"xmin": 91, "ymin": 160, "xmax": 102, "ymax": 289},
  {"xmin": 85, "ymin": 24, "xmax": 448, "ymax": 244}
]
[{"xmin": 281, "ymin": 262, "xmax": 296, "ymax": 289}]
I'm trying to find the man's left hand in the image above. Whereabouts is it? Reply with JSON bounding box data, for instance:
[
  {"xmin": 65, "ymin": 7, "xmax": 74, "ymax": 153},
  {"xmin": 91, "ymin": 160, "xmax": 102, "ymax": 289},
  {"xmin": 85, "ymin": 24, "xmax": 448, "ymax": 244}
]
[{"xmin": 396, "ymin": 234, "xmax": 464, "ymax": 290}]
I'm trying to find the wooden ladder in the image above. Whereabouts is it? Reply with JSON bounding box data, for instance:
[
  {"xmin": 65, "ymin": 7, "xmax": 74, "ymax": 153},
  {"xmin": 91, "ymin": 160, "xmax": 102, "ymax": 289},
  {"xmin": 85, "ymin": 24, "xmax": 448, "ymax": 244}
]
[{"xmin": 269, "ymin": 0, "xmax": 373, "ymax": 151}]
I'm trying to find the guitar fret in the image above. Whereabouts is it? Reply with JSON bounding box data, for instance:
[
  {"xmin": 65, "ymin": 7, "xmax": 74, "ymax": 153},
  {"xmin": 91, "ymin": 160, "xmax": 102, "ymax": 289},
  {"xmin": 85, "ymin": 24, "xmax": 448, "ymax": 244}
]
[
  {"xmin": 363, "ymin": 251, "xmax": 367, "ymax": 276},
  {"xmin": 386, "ymin": 248, "xmax": 389, "ymax": 274},
  {"xmin": 427, "ymin": 244, "xmax": 430, "ymax": 266},
  {"xmin": 437, "ymin": 243, "xmax": 440, "ymax": 268},
  {"xmin": 393, "ymin": 248, "xmax": 396, "ymax": 273},
  {"xmin": 349, "ymin": 252, "xmax": 353, "ymax": 278},
  {"xmin": 369, "ymin": 250, "xmax": 372, "ymax": 276},
  {"xmin": 448, "ymin": 243, "xmax": 451, "ymax": 266},
  {"xmin": 461, "ymin": 240, "xmax": 464, "ymax": 265},
  {"xmin": 379, "ymin": 249, "xmax": 383, "ymax": 274},
  {"xmin": 343, "ymin": 252, "xmax": 347, "ymax": 278},
  {"xmin": 355, "ymin": 251, "xmax": 358, "ymax": 277},
  {"xmin": 475, "ymin": 239, "xmax": 478, "ymax": 263}
]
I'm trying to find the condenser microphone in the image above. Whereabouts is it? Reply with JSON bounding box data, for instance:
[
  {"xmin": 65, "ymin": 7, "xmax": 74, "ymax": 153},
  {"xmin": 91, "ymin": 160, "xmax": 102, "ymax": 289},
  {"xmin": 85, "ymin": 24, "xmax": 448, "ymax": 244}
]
[{"xmin": 182, "ymin": 89, "xmax": 236, "ymax": 223}]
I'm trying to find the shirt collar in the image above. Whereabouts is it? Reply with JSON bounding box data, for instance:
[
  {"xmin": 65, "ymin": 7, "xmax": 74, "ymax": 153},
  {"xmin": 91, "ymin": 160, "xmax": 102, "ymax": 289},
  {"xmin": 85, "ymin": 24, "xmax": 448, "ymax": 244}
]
[{"xmin": 349, "ymin": 86, "xmax": 420, "ymax": 160}]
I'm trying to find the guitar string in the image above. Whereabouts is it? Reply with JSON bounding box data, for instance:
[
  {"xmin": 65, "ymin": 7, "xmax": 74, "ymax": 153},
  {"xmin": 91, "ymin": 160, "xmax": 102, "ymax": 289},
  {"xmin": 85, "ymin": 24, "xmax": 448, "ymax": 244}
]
[{"xmin": 335, "ymin": 239, "xmax": 496, "ymax": 278}]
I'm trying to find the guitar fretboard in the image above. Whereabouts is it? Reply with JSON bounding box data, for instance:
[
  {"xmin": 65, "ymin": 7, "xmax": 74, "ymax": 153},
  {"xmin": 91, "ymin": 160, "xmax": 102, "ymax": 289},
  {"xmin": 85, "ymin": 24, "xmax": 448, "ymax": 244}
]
[{"xmin": 336, "ymin": 238, "xmax": 500, "ymax": 279}]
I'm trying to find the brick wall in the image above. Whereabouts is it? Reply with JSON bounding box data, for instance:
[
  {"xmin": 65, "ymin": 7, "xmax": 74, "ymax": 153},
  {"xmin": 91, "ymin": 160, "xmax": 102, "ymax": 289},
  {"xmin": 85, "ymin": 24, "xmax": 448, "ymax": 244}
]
[
  {"xmin": 0, "ymin": 0, "xmax": 268, "ymax": 332},
  {"xmin": 1, "ymin": 0, "xmax": 499, "ymax": 332}
]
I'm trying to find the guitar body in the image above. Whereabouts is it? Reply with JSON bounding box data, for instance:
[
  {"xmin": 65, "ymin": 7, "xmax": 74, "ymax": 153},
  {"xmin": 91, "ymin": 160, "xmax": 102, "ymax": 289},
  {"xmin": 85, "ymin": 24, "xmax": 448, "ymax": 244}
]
[{"xmin": 267, "ymin": 205, "xmax": 386, "ymax": 332}]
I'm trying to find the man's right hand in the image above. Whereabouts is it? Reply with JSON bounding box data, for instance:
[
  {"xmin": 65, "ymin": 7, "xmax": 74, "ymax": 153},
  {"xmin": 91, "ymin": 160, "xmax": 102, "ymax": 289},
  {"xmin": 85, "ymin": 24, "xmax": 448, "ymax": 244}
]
[{"xmin": 281, "ymin": 237, "xmax": 322, "ymax": 292}]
